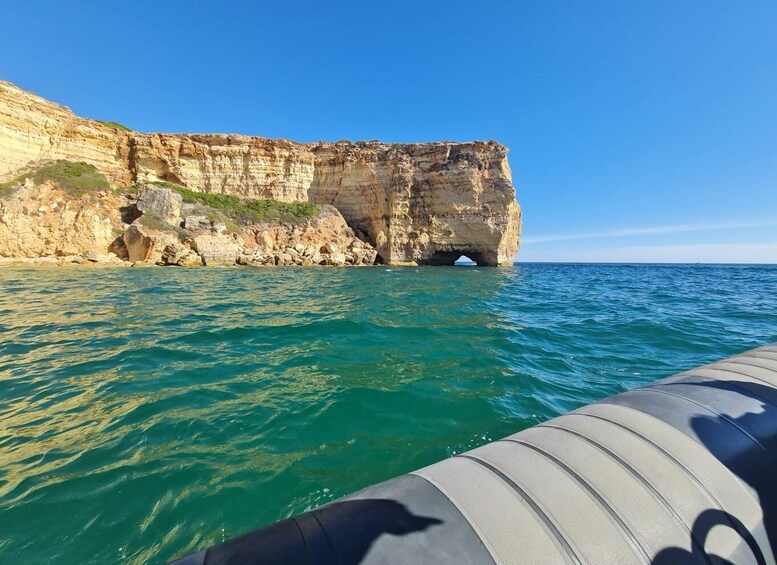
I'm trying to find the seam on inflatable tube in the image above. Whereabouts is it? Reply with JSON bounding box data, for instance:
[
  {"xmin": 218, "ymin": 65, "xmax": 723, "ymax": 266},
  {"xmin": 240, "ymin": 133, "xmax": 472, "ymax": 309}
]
[
  {"xmin": 457, "ymin": 454, "xmax": 584, "ymax": 565},
  {"xmin": 408, "ymin": 472, "xmax": 503, "ymax": 565},
  {"xmin": 626, "ymin": 387, "xmax": 768, "ymax": 452},
  {"xmin": 648, "ymin": 379, "xmax": 777, "ymax": 411},
  {"xmin": 566, "ymin": 411, "xmax": 768, "ymax": 565},
  {"xmin": 501, "ymin": 438, "xmax": 651, "ymax": 564},
  {"xmin": 541, "ymin": 423, "xmax": 713, "ymax": 565},
  {"xmin": 725, "ymin": 359, "xmax": 777, "ymax": 374},
  {"xmin": 683, "ymin": 366, "xmax": 777, "ymax": 388}
]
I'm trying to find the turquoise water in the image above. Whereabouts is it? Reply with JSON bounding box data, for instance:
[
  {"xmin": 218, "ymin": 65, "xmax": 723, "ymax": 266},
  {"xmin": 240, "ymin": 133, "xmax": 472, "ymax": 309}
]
[{"xmin": 0, "ymin": 264, "xmax": 775, "ymax": 563}]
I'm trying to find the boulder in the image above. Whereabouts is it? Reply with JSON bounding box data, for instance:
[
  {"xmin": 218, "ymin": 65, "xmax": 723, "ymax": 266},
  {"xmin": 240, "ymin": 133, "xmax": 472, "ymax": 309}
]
[
  {"xmin": 57, "ymin": 255, "xmax": 82, "ymax": 266},
  {"xmin": 123, "ymin": 224, "xmax": 179, "ymax": 264},
  {"xmin": 322, "ymin": 242, "xmax": 338, "ymax": 254},
  {"xmin": 79, "ymin": 251, "xmax": 125, "ymax": 265},
  {"xmin": 161, "ymin": 241, "xmax": 193, "ymax": 265},
  {"xmin": 329, "ymin": 252, "xmax": 347, "ymax": 266},
  {"xmin": 83, "ymin": 250, "xmax": 103, "ymax": 262},
  {"xmin": 178, "ymin": 252, "xmax": 203, "ymax": 267},
  {"xmin": 362, "ymin": 248, "xmax": 378, "ymax": 264},
  {"xmin": 184, "ymin": 215, "xmax": 211, "ymax": 232},
  {"xmin": 136, "ymin": 184, "xmax": 183, "ymax": 225},
  {"xmin": 256, "ymin": 230, "xmax": 275, "ymax": 251},
  {"xmin": 192, "ymin": 234, "xmax": 241, "ymax": 266}
]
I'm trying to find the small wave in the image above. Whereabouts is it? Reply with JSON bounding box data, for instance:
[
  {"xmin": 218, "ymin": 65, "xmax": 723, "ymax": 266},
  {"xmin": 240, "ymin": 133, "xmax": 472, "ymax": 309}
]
[{"xmin": 1, "ymin": 264, "xmax": 775, "ymax": 563}]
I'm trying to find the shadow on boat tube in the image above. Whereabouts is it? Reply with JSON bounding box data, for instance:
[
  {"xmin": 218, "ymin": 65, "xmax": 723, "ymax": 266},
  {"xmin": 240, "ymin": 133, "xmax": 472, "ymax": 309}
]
[
  {"xmin": 171, "ymin": 498, "xmax": 442, "ymax": 565},
  {"xmin": 651, "ymin": 378, "xmax": 777, "ymax": 564}
]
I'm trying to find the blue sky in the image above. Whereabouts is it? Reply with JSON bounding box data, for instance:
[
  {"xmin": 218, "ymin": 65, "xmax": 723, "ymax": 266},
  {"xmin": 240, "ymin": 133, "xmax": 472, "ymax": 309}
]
[{"xmin": 2, "ymin": 1, "xmax": 776, "ymax": 263}]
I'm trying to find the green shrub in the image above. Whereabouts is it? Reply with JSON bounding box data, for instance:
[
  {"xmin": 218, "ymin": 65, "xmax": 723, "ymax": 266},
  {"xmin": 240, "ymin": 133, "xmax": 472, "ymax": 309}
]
[
  {"xmin": 0, "ymin": 160, "xmax": 110, "ymax": 198},
  {"xmin": 97, "ymin": 120, "xmax": 131, "ymax": 132},
  {"xmin": 0, "ymin": 181, "xmax": 16, "ymax": 199},
  {"xmin": 153, "ymin": 181, "xmax": 319, "ymax": 224}
]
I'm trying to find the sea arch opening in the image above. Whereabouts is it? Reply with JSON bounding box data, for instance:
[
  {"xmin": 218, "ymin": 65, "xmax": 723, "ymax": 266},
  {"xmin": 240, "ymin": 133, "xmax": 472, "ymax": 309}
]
[{"xmin": 422, "ymin": 250, "xmax": 495, "ymax": 266}]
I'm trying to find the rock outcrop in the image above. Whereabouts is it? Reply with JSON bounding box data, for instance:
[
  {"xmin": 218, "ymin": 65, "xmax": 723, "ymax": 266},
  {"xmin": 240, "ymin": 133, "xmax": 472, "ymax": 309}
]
[
  {"xmin": 237, "ymin": 206, "xmax": 378, "ymax": 267},
  {"xmin": 192, "ymin": 234, "xmax": 241, "ymax": 266},
  {"xmin": 135, "ymin": 184, "xmax": 182, "ymax": 224},
  {"xmin": 123, "ymin": 224, "xmax": 180, "ymax": 264},
  {"xmin": 0, "ymin": 178, "xmax": 125, "ymax": 259},
  {"xmin": 0, "ymin": 81, "xmax": 521, "ymax": 265},
  {"xmin": 0, "ymin": 176, "xmax": 376, "ymax": 268}
]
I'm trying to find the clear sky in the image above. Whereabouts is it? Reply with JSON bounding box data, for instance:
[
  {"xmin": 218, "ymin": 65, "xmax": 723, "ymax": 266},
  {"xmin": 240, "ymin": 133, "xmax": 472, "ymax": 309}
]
[{"xmin": 2, "ymin": 1, "xmax": 776, "ymax": 263}]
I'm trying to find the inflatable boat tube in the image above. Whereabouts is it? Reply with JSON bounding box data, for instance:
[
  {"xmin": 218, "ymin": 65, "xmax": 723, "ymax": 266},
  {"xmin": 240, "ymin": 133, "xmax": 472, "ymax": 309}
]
[{"xmin": 170, "ymin": 343, "xmax": 777, "ymax": 564}]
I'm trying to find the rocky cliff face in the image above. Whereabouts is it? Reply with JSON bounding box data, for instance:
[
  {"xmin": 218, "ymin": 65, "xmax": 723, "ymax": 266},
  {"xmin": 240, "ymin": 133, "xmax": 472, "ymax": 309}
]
[
  {"xmin": 0, "ymin": 82, "xmax": 132, "ymax": 186},
  {"xmin": 0, "ymin": 81, "xmax": 521, "ymax": 265},
  {"xmin": 0, "ymin": 178, "xmax": 377, "ymax": 268},
  {"xmin": 0, "ymin": 178, "xmax": 125, "ymax": 261}
]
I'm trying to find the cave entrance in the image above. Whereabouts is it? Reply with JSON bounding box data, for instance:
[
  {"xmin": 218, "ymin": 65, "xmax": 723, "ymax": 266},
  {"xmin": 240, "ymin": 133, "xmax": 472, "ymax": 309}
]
[{"xmin": 423, "ymin": 250, "xmax": 492, "ymax": 266}]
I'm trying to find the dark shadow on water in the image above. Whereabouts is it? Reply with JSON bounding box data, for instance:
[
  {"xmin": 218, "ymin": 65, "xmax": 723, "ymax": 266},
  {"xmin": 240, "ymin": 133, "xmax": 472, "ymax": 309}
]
[{"xmin": 651, "ymin": 379, "xmax": 777, "ymax": 564}]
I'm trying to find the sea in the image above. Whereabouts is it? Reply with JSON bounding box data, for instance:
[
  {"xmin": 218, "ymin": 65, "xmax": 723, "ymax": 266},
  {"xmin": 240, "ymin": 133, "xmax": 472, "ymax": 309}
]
[{"xmin": 0, "ymin": 263, "xmax": 775, "ymax": 563}]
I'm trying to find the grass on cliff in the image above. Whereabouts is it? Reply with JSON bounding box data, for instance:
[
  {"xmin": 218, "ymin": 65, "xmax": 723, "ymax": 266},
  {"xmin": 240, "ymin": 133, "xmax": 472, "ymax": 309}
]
[
  {"xmin": 97, "ymin": 120, "xmax": 131, "ymax": 132},
  {"xmin": 0, "ymin": 181, "xmax": 15, "ymax": 198},
  {"xmin": 0, "ymin": 160, "xmax": 110, "ymax": 198},
  {"xmin": 153, "ymin": 181, "xmax": 319, "ymax": 224}
]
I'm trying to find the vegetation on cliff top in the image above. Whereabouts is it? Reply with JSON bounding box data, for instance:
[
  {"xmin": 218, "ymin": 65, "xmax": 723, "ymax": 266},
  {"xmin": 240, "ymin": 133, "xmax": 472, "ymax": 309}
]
[
  {"xmin": 152, "ymin": 181, "xmax": 319, "ymax": 224},
  {"xmin": 97, "ymin": 120, "xmax": 131, "ymax": 132},
  {"xmin": 0, "ymin": 160, "xmax": 110, "ymax": 198}
]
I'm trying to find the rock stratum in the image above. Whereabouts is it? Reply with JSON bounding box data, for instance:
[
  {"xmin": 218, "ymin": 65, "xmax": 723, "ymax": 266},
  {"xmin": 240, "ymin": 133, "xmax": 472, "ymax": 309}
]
[{"xmin": 0, "ymin": 81, "xmax": 521, "ymax": 266}]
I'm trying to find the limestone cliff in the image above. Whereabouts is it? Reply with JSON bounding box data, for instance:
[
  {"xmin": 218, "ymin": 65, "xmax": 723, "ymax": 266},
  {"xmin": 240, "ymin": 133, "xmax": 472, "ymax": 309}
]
[
  {"xmin": 0, "ymin": 81, "xmax": 521, "ymax": 265},
  {"xmin": 0, "ymin": 178, "xmax": 377, "ymax": 268},
  {"xmin": 0, "ymin": 82, "xmax": 132, "ymax": 186},
  {"xmin": 0, "ymin": 178, "xmax": 126, "ymax": 262}
]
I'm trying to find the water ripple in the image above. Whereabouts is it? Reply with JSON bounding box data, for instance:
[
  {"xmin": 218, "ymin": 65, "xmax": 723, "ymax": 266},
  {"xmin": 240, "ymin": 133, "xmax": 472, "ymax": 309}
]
[{"xmin": 0, "ymin": 264, "xmax": 775, "ymax": 563}]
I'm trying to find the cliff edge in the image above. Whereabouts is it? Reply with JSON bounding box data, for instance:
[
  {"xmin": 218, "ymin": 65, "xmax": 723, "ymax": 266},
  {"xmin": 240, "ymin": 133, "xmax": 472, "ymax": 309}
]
[{"xmin": 0, "ymin": 81, "xmax": 521, "ymax": 265}]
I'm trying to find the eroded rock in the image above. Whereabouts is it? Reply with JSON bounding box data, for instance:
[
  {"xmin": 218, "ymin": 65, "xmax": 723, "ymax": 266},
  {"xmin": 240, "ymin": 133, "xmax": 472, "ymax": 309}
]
[
  {"xmin": 192, "ymin": 234, "xmax": 241, "ymax": 266},
  {"xmin": 136, "ymin": 184, "xmax": 182, "ymax": 225},
  {"xmin": 183, "ymin": 215, "xmax": 211, "ymax": 232},
  {"xmin": 123, "ymin": 224, "xmax": 178, "ymax": 264}
]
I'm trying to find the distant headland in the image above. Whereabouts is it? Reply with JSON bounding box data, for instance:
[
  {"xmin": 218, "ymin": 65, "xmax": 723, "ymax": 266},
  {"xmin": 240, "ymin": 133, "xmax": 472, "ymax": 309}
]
[{"xmin": 0, "ymin": 81, "xmax": 521, "ymax": 267}]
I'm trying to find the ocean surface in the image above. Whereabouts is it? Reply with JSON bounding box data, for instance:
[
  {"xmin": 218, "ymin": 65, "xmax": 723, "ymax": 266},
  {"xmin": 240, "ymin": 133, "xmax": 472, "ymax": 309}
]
[{"xmin": 0, "ymin": 263, "xmax": 775, "ymax": 563}]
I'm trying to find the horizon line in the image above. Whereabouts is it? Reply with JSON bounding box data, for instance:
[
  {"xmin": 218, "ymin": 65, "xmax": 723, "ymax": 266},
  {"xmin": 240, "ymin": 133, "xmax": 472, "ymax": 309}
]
[{"xmin": 522, "ymin": 220, "xmax": 777, "ymax": 244}]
